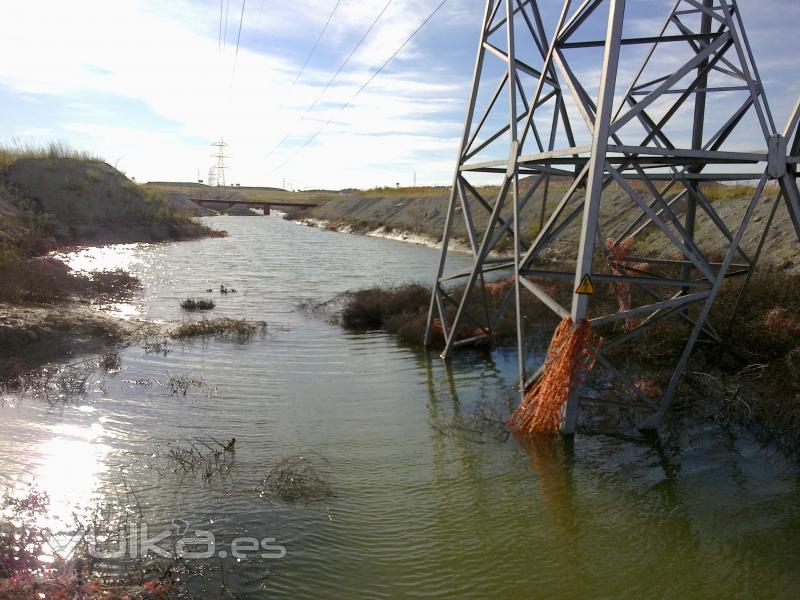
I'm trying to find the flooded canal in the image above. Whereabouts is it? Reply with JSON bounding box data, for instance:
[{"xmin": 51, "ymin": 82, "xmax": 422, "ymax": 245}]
[{"xmin": 2, "ymin": 216, "xmax": 799, "ymax": 598}]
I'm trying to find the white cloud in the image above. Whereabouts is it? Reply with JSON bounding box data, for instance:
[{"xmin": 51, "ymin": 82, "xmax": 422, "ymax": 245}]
[{"xmin": 0, "ymin": 0, "xmax": 797, "ymax": 189}]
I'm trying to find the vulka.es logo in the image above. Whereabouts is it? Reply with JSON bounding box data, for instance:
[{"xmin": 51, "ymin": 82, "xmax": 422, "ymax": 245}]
[{"xmin": 44, "ymin": 521, "xmax": 287, "ymax": 561}]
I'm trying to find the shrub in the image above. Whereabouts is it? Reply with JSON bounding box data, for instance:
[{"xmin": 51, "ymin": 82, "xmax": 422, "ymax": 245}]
[
  {"xmin": 179, "ymin": 297, "xmax": 215, "ymax": 311},
  {"xmin": 341, "ymin": 284, "xmax": 430, "ymax": 330},
  {"xmin": 0, "ymin": 257, "xmax": 77, "ymax": 304}
]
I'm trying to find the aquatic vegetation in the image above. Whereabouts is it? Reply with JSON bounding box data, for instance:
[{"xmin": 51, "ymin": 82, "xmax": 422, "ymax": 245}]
[
  {"xmin": 171, "ymin": 318, "xmax": 267, "ymax": 340},
  {"xmin": 259, "ymin": 455, "xmax": 333, "ymax": 504},
  {"xmin": 163, "ymin": 438, "xmax": 236, "ymax": 479},
  {"xmin": 11, "ymin": 362, "xmax": 96, "ymax": 405},
  {"xmin": 84, "ymin": 269, "xmax": 141, "ymax": 302},
  {"xmin": 98, "ymin": 351, "xmax": 121, "ymax": 371},
  {"xmin": 0, "ymin": 484, "xmax": 198, "ymax": 599},
  {"xmin": 179, "ymin": 297, "xmax": 215, "ymax": 311},
  {"xmin": 143, "ymin": 338, "xmax": 171, "ymax": 355},
  {"xmin": 166, "ymin": 375, "xmax": 205, "ymax": 397},
  {"xmin": 340, "ymin": 283, "xmax": 431, "ymax": 330},
  {"xmin": 338, "ymin": 280, "xmax": 559, "ymax": 347}
]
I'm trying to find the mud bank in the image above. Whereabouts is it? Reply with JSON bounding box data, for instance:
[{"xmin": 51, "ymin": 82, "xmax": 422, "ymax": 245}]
[{"xmin": 0, "ymin": 302, "xmax": 153, "ymax": 379}]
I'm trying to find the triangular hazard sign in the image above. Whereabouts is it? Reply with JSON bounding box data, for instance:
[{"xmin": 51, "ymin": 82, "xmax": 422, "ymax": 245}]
[{"xmin": 575, "ymin": 274, "xmax": 594, "ymax": 295}]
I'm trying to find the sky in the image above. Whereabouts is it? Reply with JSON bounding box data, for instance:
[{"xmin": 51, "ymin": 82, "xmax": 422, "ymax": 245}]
[{"xmin": 0, "ymin": 0, "xmax": 798, "ymax": 190}]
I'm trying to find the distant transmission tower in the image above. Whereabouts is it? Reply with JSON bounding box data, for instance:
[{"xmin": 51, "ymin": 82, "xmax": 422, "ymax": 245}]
[
  {"xmin": 211, "ymin": 138, "xmax": 229, "ymax": 187},
  {"xmin": 426, "ymin": 0, "xmax": 800, "ymax": 434}
]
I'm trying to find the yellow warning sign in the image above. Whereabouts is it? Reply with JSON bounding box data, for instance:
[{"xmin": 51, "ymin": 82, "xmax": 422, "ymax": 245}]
[{"xmin": 575, "ymin": 274, "xmax": 595, "ymax": 295}]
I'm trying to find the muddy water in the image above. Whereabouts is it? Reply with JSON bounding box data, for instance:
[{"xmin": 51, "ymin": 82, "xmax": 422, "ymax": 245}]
[{"xmin": 1, "ymin": 216, "xmax": 799, "ymax": 598}]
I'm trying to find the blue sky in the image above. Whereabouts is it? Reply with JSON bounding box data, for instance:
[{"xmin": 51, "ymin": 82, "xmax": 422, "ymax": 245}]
[{"xmin": 0, "ymin": 0, "xmax": 797, "ymax": 189}]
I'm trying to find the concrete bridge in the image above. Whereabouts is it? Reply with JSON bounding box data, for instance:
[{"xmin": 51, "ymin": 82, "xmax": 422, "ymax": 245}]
[{"xmin": 191, "ymin": 198, "xmax": 319, "ymax": 215}]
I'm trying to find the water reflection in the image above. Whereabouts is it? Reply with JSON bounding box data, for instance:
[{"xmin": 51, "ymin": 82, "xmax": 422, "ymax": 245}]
[{"xmin": 52, "ymin": 244, "xmax": 146, "ymax": 274}]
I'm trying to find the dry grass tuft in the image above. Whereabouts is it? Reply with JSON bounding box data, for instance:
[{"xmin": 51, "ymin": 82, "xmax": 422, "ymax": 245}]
[
  {"xmin": 171, "ymin": 318, "xmax": 266, "ymax": 340},
  {"xmin": 0, "ymin": 140, "xmax": 103, "ymax": 172}
]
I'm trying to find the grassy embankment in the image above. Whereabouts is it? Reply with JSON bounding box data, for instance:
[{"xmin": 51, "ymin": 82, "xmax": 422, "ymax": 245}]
[{"xmin": 0, "ymin": 142, "xmax": 218, "ymax": 378}]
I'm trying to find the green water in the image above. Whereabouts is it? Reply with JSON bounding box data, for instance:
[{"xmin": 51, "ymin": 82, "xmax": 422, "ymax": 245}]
[{"xmin": 1, "ymin": 216, "xmax": 798, "ymax": 598}]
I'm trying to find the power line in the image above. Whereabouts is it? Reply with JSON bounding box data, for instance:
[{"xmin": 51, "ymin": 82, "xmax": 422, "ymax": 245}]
[
  {"xmin": 271, "ymin": 0, "xmax": 450, "ymax": 174},
  {"xmin": 264, "ymin": 0, "xmax": 344, "ymax": 160},
  {"xmin": 224, "ymin": 0, "xmax": 231, "ymax": 48},
  {"xmin": 267, "ymin": 0, "xmax": 394, "ymax": 160},
  {"xmin": 303, "ymin": 0, "xmax": 395, "ymax": 117},
  {"xmin": 235, "ymin": 0, "xmax": 247, "ymax": 56},
  {"xmin": 218, "ymin": 0, "xmax": 224, "ymax": 49},
  {"xmin": 289, "ymin": 0, "xmax": 343, "ymax": 93}
]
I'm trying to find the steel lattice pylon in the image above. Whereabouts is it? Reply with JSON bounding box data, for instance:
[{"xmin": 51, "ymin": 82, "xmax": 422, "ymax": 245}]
[{"xmin": 425, "ymin": 0, "xmax": 800, "ymax": 433}]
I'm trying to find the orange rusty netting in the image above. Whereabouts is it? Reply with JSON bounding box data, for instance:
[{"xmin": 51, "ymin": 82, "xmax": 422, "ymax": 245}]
[
  {"xmin": 606, "ymin": 236, "xmax": 635, "ymax": 312},
  {"xmin": 509, "ymin": 316, "xmax": 601, "ymax": 434},
  {"xmin": 607, "ymin": 237, "xmax": 650, "ymax": 330}
]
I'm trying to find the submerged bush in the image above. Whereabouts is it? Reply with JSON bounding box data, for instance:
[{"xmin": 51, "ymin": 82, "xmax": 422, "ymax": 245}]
[
  {"xmin": 339, "ymin": 280, "xmax": 560, "ymax": 347},
  {"xmin": 85, "ymin": 269, "xmax": 141, "ymax": 302},
  {"xmin": 179, "ymin": 297, "xmax": 215, "ymax": 311},
  {"xmin": 259, "ymin": 455, "xmax": 333, "ymax": 503},
  {"xmin": 340, "ymin": 283, "xmax": 432, "ymax": 330}
]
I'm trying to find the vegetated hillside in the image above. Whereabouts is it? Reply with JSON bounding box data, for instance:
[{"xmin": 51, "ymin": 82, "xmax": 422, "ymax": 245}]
[
  {"xmin": 0, "ymin": 157, "xmax": 210, "ymax": 254},
  {"xmin": 0, "ymin": 148, "xmax": 217, "ymax": 378},
  {"xmin": 305, "ymin": 179, "xmax": 799, "ymax": 270}
]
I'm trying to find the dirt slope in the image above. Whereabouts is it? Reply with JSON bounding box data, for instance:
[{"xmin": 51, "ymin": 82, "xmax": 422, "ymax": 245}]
[
  {"xmin": 1, "ymin": 158, "xmax": 210, "ymax": 252},
  {"xmin": 305, "ymin": 182, "xmax": 799, "ymax": 270}
]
